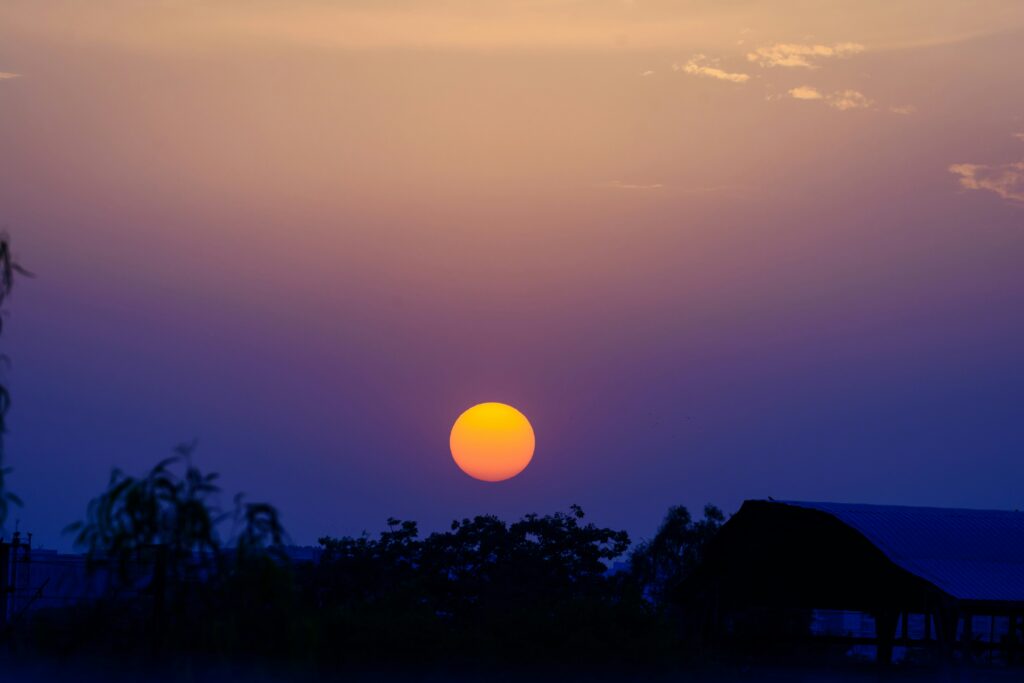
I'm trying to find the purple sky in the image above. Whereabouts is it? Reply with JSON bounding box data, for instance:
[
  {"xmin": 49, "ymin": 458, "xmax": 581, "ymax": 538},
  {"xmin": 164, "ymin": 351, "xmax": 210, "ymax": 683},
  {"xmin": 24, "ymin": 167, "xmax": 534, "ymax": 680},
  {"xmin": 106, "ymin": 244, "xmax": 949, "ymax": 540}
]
[{"xmin": 1, "ymin": 1, "xmax": 1023, "ymax": 549}]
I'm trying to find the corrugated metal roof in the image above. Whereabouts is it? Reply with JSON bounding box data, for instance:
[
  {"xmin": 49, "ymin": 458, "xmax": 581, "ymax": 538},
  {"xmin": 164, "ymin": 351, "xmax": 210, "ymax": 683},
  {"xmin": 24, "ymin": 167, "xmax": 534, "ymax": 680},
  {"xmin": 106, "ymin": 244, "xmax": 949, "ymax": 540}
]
[{"xmin": 778, "ymin": 501, "xmax": 1024, "ymax": 603}]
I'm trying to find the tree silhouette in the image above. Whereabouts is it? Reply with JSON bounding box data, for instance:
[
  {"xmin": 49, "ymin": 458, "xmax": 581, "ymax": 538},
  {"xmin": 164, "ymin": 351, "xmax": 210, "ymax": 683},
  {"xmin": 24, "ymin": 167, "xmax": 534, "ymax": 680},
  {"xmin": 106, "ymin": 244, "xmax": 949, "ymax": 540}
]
[
  {"xmin": 309, "ymin": 506, "xmax": 642, "ymax": 666},
  {"xmin": 66, "ymin": 442, "xmax": 221, "ymax": 582},
  {"xmin": 0, "ymin": 236, "xmax": 30, "ymax": 529},
  {"xmin": 66, "ymin": 442, "xmax": 287, "ymax": 586},
  {"xmin": 630, "ymin": 503, "xmax": 725, "ymax": 602}
]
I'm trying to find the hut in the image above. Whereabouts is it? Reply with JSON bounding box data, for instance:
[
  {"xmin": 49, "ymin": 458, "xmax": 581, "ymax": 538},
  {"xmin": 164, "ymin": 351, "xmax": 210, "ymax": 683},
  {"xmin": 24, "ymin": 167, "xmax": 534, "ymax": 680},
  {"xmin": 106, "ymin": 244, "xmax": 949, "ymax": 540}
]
[{"xmin": 684, "ymin": 500, "xmax": 1024, "ymax": 665}]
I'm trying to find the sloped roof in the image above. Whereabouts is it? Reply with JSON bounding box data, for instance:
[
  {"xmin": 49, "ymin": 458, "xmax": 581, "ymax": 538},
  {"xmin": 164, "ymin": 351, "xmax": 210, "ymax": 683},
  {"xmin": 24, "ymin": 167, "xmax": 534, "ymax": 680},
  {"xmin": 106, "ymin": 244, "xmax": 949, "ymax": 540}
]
[{"xmin": 778, "ymin": 501, "xmax": 1024, "ymax": 603}]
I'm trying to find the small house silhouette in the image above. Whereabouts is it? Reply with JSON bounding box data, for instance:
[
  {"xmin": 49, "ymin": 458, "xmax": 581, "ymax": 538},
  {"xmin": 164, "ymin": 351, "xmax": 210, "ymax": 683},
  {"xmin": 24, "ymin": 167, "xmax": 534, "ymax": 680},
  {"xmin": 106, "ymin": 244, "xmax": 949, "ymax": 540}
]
[{"xmin": 682, "ymin": 500, "xmax": 1024, "ymax": 666}]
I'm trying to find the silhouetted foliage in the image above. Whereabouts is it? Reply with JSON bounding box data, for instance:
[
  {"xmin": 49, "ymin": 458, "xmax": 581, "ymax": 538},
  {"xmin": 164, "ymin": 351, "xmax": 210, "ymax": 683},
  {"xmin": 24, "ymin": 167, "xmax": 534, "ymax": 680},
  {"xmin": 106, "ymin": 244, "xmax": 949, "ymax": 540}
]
[
  {"xmin": 301, "ymin": 505, "xmax": 673, "ymax": 667},
  {"xmin": 630, "ymin": 503, "xmax": 726, "ymax": 602},
  {"xmin": 65, "ymin": 442, "xmax": 287, "ymax": 589},
  {"xmin": 30, "ymin": 451, "xmax": 721, "ymax": 672},
  {"xmin": 36, "ymin": 447, "xmax": 295, "ymax": 664},
  {"xmin": 66, "ymin": 443, "xmax": 218, "ymax": 579},
  {"xmin": 317, "ymin": 504, "xmax": 628, "ymax": 611},
  {"xmin": 0, "ymin": 235, "xmax": 30, "ymax": 529}
]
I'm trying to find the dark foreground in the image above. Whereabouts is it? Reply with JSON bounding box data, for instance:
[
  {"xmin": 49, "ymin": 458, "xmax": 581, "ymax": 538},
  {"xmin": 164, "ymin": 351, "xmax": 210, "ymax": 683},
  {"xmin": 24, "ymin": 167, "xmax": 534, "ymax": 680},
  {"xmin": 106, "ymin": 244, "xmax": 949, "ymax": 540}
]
[{"xmin": 2, "ymin": 659, "xmax": 1022, "ymax": 683}]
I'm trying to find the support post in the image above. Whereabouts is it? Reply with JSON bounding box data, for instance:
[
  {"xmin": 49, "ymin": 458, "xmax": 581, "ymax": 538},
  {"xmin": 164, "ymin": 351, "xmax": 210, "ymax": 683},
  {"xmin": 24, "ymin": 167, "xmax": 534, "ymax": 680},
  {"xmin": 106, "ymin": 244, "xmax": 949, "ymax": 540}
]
[
  {"xmin": 0, "ymin": 541, "xmax": 9, "ymax": 626},
  {"xmin": 8, "ymin": 532, "xmax": 19, "ymax": 619},
  {"xmin": 874, "ymin": 609, "xmax": 898, "ymax": 667},
  {"xmin": 935, "ymin": 604, "xmax": 960, "ymax": 668},
  {"xmin": 963, "ymin": 611, "xmax": 973, "ymax": 664}
]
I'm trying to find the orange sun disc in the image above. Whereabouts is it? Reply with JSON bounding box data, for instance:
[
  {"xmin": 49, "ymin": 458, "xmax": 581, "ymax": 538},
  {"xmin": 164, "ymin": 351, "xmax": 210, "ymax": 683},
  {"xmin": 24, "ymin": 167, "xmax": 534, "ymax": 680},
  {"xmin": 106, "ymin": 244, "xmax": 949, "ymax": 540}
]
[{"xmin": 449, "ymin": 402, "xmax": 535, "ymax": 482}]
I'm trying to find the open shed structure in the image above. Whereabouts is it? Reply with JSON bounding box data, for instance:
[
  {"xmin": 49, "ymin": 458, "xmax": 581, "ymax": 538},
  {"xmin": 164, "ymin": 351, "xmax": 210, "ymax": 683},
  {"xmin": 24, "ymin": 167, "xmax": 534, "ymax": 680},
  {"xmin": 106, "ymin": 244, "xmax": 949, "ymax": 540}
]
[{"xmin": 685, "ymin": 500, "xmax": 1024, "ymax": 665}]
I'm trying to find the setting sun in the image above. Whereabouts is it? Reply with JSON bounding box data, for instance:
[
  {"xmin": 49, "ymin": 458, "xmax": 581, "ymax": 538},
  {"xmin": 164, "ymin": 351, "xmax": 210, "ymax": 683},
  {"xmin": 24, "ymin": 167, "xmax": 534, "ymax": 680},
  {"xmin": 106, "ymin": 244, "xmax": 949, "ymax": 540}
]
[{"xmin": 449, "ymin": 402, "xmax": 535, "ymax": 482}]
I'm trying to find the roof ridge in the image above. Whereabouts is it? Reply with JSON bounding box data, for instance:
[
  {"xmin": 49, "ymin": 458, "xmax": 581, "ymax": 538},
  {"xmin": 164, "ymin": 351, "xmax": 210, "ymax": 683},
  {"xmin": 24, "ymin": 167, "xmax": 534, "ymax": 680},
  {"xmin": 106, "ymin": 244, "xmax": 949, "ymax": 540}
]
[{"xmin": 770, "ymin": 499, "xmax": 1023, "ymax": 515}]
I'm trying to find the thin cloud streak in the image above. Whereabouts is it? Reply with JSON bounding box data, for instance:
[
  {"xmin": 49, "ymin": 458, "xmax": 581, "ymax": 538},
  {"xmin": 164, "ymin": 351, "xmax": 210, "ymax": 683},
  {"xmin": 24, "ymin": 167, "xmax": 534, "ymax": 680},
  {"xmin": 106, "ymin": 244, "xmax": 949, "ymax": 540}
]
[
  {"xmin": 0, "ymin": 72, "xmax": 21, "ymax": 80},
  {"xmin": 788, "ymin": 86, "xmax": 873, "ymax": 110},
  {"xmin": 674, "ymin": 55, "xmax": 750, "ymax": 83},
  {"xmin": 602, "ymin": 180, "xmax": 665, "ymax": 190},
  {"xmin": 4, "ymin": 2, "xmax": 1024, "ymax": 55},
  {"xmin": 599, "ymin": 181, "xmax": 735, "ymax": 195},
  {"xmin": 748, "ymin": 42, "xmax": 865, "ymax": 68}
]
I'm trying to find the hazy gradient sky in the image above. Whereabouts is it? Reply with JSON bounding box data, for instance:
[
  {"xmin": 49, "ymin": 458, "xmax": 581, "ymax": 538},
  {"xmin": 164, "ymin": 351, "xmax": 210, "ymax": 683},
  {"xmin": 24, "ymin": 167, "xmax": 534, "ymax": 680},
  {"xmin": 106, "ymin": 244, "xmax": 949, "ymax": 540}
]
[{"xmin": 1, "ymin": 1, "xmax": 1023, "ymax": 549}]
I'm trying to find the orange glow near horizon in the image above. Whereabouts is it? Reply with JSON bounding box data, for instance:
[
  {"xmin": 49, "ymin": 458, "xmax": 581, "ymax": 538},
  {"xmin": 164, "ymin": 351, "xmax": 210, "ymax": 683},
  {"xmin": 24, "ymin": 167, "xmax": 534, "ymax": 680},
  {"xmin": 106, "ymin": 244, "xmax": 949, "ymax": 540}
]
[{"xmin": 450, "ymin": 403, "xmax": 535, "ymax": 482}]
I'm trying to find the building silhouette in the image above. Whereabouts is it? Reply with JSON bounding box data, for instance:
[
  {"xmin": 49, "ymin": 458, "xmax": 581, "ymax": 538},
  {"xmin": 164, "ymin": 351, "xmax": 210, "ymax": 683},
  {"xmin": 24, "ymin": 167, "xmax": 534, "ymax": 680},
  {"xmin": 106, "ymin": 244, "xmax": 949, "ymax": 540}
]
[{"xmin": 684, "ymin": 500, "xmax": 1024, "ymax": 665}]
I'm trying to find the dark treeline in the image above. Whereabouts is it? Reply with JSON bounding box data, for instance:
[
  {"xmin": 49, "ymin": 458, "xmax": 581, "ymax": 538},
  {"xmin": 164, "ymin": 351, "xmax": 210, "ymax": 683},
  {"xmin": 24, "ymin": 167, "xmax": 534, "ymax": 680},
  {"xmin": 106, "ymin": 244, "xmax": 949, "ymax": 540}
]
[{"xmin": 17, "ymin": 451, "xmax": 725, "ymax": 673}]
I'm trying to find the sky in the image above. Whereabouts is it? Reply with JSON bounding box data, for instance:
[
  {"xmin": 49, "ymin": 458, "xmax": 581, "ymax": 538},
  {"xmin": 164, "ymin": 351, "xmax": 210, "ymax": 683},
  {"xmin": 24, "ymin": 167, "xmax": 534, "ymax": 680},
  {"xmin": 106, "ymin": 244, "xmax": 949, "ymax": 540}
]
[{"xmin": 1, "ymin": 0, "xmax": 1023, "ymax": 550}]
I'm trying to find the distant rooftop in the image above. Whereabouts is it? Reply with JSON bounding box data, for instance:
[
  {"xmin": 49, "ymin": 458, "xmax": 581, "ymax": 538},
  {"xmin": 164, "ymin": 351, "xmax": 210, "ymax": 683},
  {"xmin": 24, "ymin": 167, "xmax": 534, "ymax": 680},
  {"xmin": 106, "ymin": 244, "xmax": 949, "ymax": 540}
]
[{"xmin": 776, "ymin": 500, "xmax": 1024, "ymax": 603}]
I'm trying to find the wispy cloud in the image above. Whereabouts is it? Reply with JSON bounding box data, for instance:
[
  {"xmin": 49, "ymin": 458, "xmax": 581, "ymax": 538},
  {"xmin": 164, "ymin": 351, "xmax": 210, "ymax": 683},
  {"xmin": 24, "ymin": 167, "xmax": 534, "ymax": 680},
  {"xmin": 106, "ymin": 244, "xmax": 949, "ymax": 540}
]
[
  {"xmin": 788, "ymin": 85, "xmax": 823, "ymax": 101},
  {"xmin": 748, "ymin": 42, "xmax": 865, "ymax": 68},
  {"xmin": 3, "ymin": 2, "xmax": 1020, "ymax": 54},
  {"xmin": 0, "ymin": 72, "xmax": 21, "ymax": 80},
  {"xmin": 674, "ymin": 55, "xmax": 750, "ymax": 84},
  {"xmin": 1014, "ymin": 132, "xmax": 1024, "ymax": 142},
  {"xmin": 641, "ymin": 70, "xmax": 655, "ymax": 77},
  {"xmin": 679, "ymin": 185, "xmax": 731, "ymax": 195},
  {"xmin": 890, "ymin": 104, "xmax": 916, "ymax": 115},
  {"xmin": 602, "ymin": 180, "xmax": 665, "ymax": 191},
  {"xmin": 828, "ymin": 89, "xmax": 873, "ymax": 111},
  {"xmin": 788, "ymin": 86, "xmax": 873, "ymax": 110},
  {"xmin": 949, "ymin": 162, "xmax": 1024, "ymax": 203}
]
